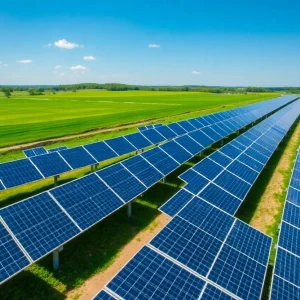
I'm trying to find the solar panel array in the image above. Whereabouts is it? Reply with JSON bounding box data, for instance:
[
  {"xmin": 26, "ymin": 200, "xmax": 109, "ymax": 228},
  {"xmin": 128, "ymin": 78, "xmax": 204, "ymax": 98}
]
[
  {"xmin": 95, "ymin": 100, "xmax": 300, "ymax": 300},
  {"xmin": 161, "ymin": 100, "xmax": 300, "ymax": 217},
  {"xmin": 23, "ymin": 146, "xmax": 48, "ymax": 158},
  {"xmin": 138, "ymin": 123, "xmax": 163, "ymax": 131},
  {"xmin": 1, "ymin": 98, "xmax": 297, "ymax": 285},
  {"xmin": 270, "ymin": 149, "xmax": 300, "ymax": 299},
  {"xmin": 0, "ymin": 95, "xmax": 296, "ymax": 191}
]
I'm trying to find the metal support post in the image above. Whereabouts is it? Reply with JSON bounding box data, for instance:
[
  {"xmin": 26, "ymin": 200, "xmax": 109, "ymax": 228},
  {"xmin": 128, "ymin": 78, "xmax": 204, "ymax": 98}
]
[
  {"xmin": 127, "ymin": 202, "xmax": 132, "ymax": 218},
  {"xmin": 53, "ymin": 246, "xmax": 63, "ymax": 271},
  {"xmin": 163, "ymin": 177, "xmax": 166, "ymax": 183},
  {"xmin": 54, "ymin": 175, "xmax": 59, "ymax": 187}
]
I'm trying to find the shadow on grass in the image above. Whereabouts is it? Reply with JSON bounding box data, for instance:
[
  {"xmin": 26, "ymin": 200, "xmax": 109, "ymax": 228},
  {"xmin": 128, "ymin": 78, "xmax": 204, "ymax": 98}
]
[{"xmin": 261, "ymin": 265, "xmax": 274, "ymax": 300}]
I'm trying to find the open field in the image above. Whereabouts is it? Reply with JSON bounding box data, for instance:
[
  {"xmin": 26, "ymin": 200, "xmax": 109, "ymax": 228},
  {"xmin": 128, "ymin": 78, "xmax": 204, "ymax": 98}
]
[{"xmin": 0, "ymin": 90, "xmax": 278, "ymax": 148}]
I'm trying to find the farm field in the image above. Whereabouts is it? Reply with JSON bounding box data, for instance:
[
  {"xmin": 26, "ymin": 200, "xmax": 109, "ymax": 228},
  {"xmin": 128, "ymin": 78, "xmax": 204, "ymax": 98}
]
[{"xmin": 0, "ymin": 90, "xmax": 278, "ymax": 148}]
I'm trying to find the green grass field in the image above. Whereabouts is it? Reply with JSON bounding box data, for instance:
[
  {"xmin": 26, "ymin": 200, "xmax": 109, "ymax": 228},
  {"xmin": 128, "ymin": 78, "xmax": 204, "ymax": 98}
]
[{"xmin": 0, "ymin": 90, "xmax": 278, "ymax": 147}]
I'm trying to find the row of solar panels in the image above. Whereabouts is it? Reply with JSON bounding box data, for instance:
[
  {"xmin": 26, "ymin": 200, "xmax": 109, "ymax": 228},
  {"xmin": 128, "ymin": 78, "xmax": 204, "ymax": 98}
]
[
  {"xmin": 270, "ymin": 148, "xmax": 300, "ymax": 299},
  {"xmin": 138, "ymin": 123, "xmax": 163, "ymax": 131},
  {"xmin": 0, "ymin": 95, "xmax": 295, "ymax": 192},
  {"xmin": 23, "ymin": 146, "xmax": 68, "ymax": 158},
  {"xmin": 161, "ymin": 100, "xmax": 300, "ymax": 217},
  {"xmin": 0, "ymin": 96, "xmax": 293, "ymax": 284},
  {"xmin": 95, "ymin": 100, "xmax": 300, "ymax": 300}
]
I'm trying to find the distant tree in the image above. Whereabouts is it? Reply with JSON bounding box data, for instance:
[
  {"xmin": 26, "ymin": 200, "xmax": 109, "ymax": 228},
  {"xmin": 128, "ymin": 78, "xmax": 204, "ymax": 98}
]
[
  {"xmin": 72, "ymin": 89, "xmax": 77, "ymax": 93},
  {"xmin": 28, "ymin": 89, "xmax": 35, "ymax": 96},
  {"xmin": 3, "ymin": 89, "xmax": 11, "ymax": 98}
]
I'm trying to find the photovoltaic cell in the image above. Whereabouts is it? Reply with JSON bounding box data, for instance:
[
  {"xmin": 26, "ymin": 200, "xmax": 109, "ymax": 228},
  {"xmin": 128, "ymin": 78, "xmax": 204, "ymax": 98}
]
[
  {"xmin": 0, "ymin": 159, "xmax": 43, "ymax": 188},
  {"xmin": 59, "ymin": 146, "xmax": 97, "ymax": 169},
  {"xmin": 30, "ymin": 152, "xmax": 72, "ymax": 177},
  {"xmin": 202, "ymin": 284, "xmax": 234, "ymax": 300},
  {"xmin": 140, "ymin": 128, "xmax": 165, "ymax": 144},
  {"xmin": 160, "ymin": 140, "xmax": 192, "ymax": 164},
  {"xmin": 97, "ymin": 163, "xmax": 146, "ymax": 202},
  {"xmin": 155, "ymin": 126, "xmax": 177, "ymax": 139},
  {"xmin": 50, "ymin": 174, "xmax": 124, "ymax": 230},
  {"xmin": 270, "ymin": 276, "xmax": 300, "ymax": 300},
  {"xmin": 201, "ymin": 127, "xmax": 223, "ymax": 142},
  {"xmin": 227, "ymin": 160, "xmax": 258, "ymax": 184},
  {"xmin": 124, "ymin": 132, "xmax": 152, "ymax": 149},
  {"xmin": 84, "ymin": 141, "xmax": 117, "ymax": 162},
  {"xmin": 177, "ymin": 120, "xmax": 196, "ymax": 132},
  {"xmin": 188, "ymin": 131, "xmax": 214, "ymax": 148},
  {"xmin": 23, "ymin": 149, "xmax": 35, "ymax": 157},
  {"xmin": 290, "ymin": 176, "xmax": 300, "ymax": 191},
  {"xmin": 252, "ymin": 143, "xmax": 272, "ymax": 158},
  {"xmin": 219, "ymin": 143, "xmax": 242, "ymax": 159},
  {"xmin": 33, "ymin": 147, "xmax": 48, "ymax": 156},
  {"xmin": 159, "ymin": 189, "xmax": 194, "ymax": 217},
  {"xmin": 188, "ymin": 118, "xmax": 202, "ymax": 129},
  {"xmin": 278, "ymin": 222, "xmax": 300, "ymax": 256},
  {"xmin": 193, "ymin": 158, "xmax": 224, "ymax": 180},
  {"xmin": 237, "ymin": 153, "xmax": 264, "ymax": 173},
  {"xmin": 93, "ymin": 290, "xmax": 116, "ymax": 300},
  {"xmin": 208, "ymin": 151, "xmax": 232, "ymax": 167},
  {"xmin": 283, "ymin": 202, "xmax": 300, "ymax": 229},
  {"xmin": 150, "ymin": 216, "xmax": 222, "ymax": 276},
  {"xmin": 245, "ymin": 147, "xmax": 268, "ymax": 165},
  {"xmin": 235, "ymin": 135, "xmax": 253, "ymax": 147},
  {"xmin": 105, "ymin": 137, "xmax": 136, "ymax": 156},
  {"xmin": 0, "ymin": 192, "xmax": 80, "ymax": 261},
  {"xmin": 167, "ymin": 123, "xmax": 187, "ymax": 135},
  {"xmin": 0, "ymin": 221, "xmax": 30, "ymax": 284},
  {"xmin": 107, "ymin": 246, "xmax": 205, "ymax": 299},
  {"xmin": 184, "ymin": 171, "xmax": 210, "ymax": 195},
  {"xmin": 174, "ymin": 135, "xmax": 204, "ymax": 155}
]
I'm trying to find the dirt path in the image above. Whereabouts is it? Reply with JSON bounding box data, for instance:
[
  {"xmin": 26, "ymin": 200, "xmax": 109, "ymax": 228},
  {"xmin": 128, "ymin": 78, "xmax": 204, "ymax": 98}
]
[
  {"xmin": 250, "ymin": 122, "xmax": 300, "ymax": 233},
  {"xmin": 67, "ymin": 213, "xmax": 171, "ymax": 300}
]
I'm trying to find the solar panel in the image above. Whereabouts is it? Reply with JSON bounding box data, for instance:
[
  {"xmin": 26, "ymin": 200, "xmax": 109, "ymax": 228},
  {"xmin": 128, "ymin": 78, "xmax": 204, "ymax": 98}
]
[
  {"xmin": 202, "ymin": 284, "xmax": 234, "ymax": 300},
  {"xmin": 270, "ymin": 275, "xmax": 300, "ymax": 300},
  {"xmin": 237, "ymin": 153, "xmax": 264, "ymax": 173},
  {"xmin": 107, "ymin": 246, "xmax": 206, "ymax": 299},
  {"xmin": 167, "ymin": 123, "xmax": 187, "ymax": 135},
  {"xmin": 97, "ymin": 163, "xmax": 146, "ymax": 202},
  {"xmin": 179, "ymin": 197, "xmax": 235, "ymax": 241},
  {"xmin": 227, "ymin": 160, "xmax": 259, "ymax": 184},
  {"xmin": 140, "ymin": 128, "xmax": 165, "ymax": 144},
  {"xmin": 30, "ymin": 152, "xmax": 72, "ymax": 177},
  {"xmin": 283, "ymin": 202, "xmax": 300, "ymax": 229},
  {"xmin": 230, "ymin": 139, "xmax": 247, "ymax": 151},
  {"xmin": 160, "ymin": 140, "xmax": 192, "ymax": 164},
  {"xmin": 177, "ymin": 120, "xmax": 196, "ymax": 132},
  {"xmin": 124, "ymin": 132, "xmax": 152, "ymax": 149},
  {"xmin": 33, "ymin": 147, "xmax": 48, "ymax": 156},
  {"xmin": 150, "ymin": 216, "xmax": 222, "ymax": 276},
  {"xmin": 189, "ymin": 131, "xmax": 214, "ymax": 147},
  {"xmin": 183, "ymin": 171, "xmax": 210, "ymax": 195},
  {"xmin": 278, "ymin": 222, "xmax": 300, "ymax": 257},
  {"xmin": 48, "ymin": 146, "xmax": 68, "ymax": 153},
  {"xmin": 0, "ymin": 159, "xmax": 43, "ymax": 188},
  {"xmin": 93, "ymin": 290, "xmax": 117, "ymax": 300},
  {"xmin": 214, "ymin": 170, "xmax": 251, "ymax": 200},
  {"xmin": 290, "ymin": 176, "xmax": 300, "ymax": 191},
  {"xmin": 141, "ymin": 147, "xmax": 179, "ymax": 176},
  {"xmin": 84, "ymin": 141, "xmax": 118, "ymax": 162},
  {"xmin": 105, "ymin": 137, "xmax": 136, "ymax": 156},
  {"xmin": 188, "ymin": 118, "xmax": 202, "ymax": 129},
  {"xmin": 0, "ymin": 221, "xmax": 30, "ymax": 284},
  {"xmin": 198, "ymin": 183, "xmax": 241, "ymax": 215},
  {"xmin": 201, "ymin": 127, "xmax": 223, "ymax": 142},
  {"xmin": 219, "ymin": 143, "xmax": 242, "ymax": 159},
  {"xmin": 193, "ymin": 158, "xmax": 224, "ymax": 180},
  {"xmin": 23, "ymin": 149, "xmax": 35, "ymax": 158},
  {"xmin": 59, "ymin": 146, "xmax": 97, "ymax": 169},
  {"xmin": 174, "ymin": 135, "xmax": 204, "ymax": 155},
  {"xmin": 121, "ymin": 155, "xmax": 163, "ymax": 187},
  {"xmin": 208, "ymin": 151, "xmax": 232, "ymax": 167},
  {"xmin": 50, "ymin": 174, "xmax": 123, "ymax": 230},
  {"xmin": 155, "ymin": 126, "xmax": 177, "ymax": 139},
  {"xmin": 252, "ymin": 142, "xmax": 273, "ymax": 157},
  {"xmin": 197, "ymin": 117, "xmax": 210, "ymax": 126},
  {"xmin": 235, "ymin": 135, "xmax": 253, "ymax": 147},
  {"xmin": 159, "ymin": 189, "xmax": 194, "ymax": 217},
  {"xmin": 138, "ymin": 126, "xmax": 147, "ymax": 132},
  {"xmin": 0, "ymin": 192, "xmax": 80, "ymax": 261}
]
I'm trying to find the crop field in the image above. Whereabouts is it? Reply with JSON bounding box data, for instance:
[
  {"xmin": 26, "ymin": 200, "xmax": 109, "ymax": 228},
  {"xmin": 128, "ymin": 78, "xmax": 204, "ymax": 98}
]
[{"xmin": 0, "ymin": 90, "xmax": 277, "ymax": 148}]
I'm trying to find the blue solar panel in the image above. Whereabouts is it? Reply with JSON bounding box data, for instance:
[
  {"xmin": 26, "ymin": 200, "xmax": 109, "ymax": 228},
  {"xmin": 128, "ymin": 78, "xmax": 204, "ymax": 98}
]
[
  {"xmin": 235, "ymin": 135, "xmax": 254, "ymax": 147},
  {"xmin": 188, "ymin": 118, "xmax": 202, "ymax": 129},
  {"xmin": 167, "ymin": 123, "xmax": 187, "ymax": 135},
  {"xmin": 124, "ymin": 132, "xmax": 152, "ymax": 149},
  {"xmin": 208, "ymin": 151, "xmax": 232, "ymax": 167},
  {"xmin": 138, "ymin": 126, "xmax": 147, "ymax": 132},
  {"xmin": 121, "ymin": 155, "xmax": 163, "ymax": 187},
  {"xmin": 150, "ymin": 216, "xmax": 222, "ymax": 276},
  {"xmin": 278, "ymin": 222, "xmax": 300, "ymax": 256},
  {"xmin": 227, "ymin": 160, "xmax": 259, "ymax": 184},
  {"xmin": 84, "ymin": 141, "xmax": 117, "ymax": 162},
  {"xmin": 0, "ymin": 221, "xmax": 30, "ymax": 284},
  {"xmin": 105, "ymin": 137, "xmax": 136, "ymax": 156},
  {"xmin": 175, "ymin": 135, "xmax": 204, "ymax": 155},
  {"xmin": 252, "ymin": 143, "xmax": 273, "ymax": 157},
  {"xmin": 283, "ymin": 202, "xmax": 300, "ymax": 229},
  {"xmin": 208, "ymin": 244, "xmax": 266, "ymax": 300},
  {"xmin": 59, "ymin": 146, "xmax": 97, "ymax": 169},
  {"xmin": 93, "ymin": 290, "xmax": 116, "ymax": 300},
  {"xmin": 226, "ymin": 220, "xmax": 271, "ymax": 265},
  {"xmin": 193, "ymin": 158, "xmax": 224, "ymax": 180},
  {"xmin": 179, "ymin": 197, "xmax": 235, "ymax": 241},
  {"xmin": 197, "ymin": 117, "xmax": 210, "ymax": 126},
  {"xmin": 211, "ymin": 124, "xmax": 231, "ymax": 136},
  {"xmin": 107, "ymin": 246, "xmax": 205, "ymax": 299},
  {"xmin": 50, "ymin": 174, "xmax": 124, "ymax": 230},
  {"xmin": 0, "ymin": 192, "xmax": 80, "ymax": 261},
  {"xmin": 274, "ymin": 248, "xmax": 300, "ymax": 287},
  {"xmin": 219, "ymin": 143, "xmax": 242, "ymax": 159},
  {"xmin": 160, "ymin": 140, "xmax": 192, "ymax": 164},
  {"xmin": 177, "ymin": 120, "xmax": 196, "ymax": 132},
  {"xmin": 202, "ymin": 284, "xmax": 234, "ymax": 300},
  {"xmin": 271, "ymin": 276, "xmax": 300, "ymax": 300},
  {"xmin": 0, "ymin": 159, "xmax": 43, "ymax": 188},
  {"xmin": 97, "ymin": 163, "xmax": 146, "ymax": 202},
  {"xmin": 23, "ymin": 149, "xmax": 35, "ymax": 157},
  {"xmin": 214, "ymin": 170, "xmax": 251, "ymax": 200},
  {"xmin": 33, "ymin": 147, "xmax": 47, "ymax": 156},
  {"xmin": 198, "ymin": 183, "xmax": 241, "ymax": 215},
  {"xmin": 222, "ymin": 120, "xmax": 237, "ymax": 131},
  {"xmin": 245, "ymin": 148, "xmax": 268, "ymax": 165},
  {"xmin": 290, "ymin": 176, "xmax": 300, "ymax": 191},
  {"xmin": 48, "ymin": 146, "xmax": 68, "ymax": 153},
  {"xmin": 243, "ymin": 131, "xmax": 258, "ymax": 141},
  {"xmin": 30, "ymin": 152, "xmax": 72, "ymax": 177},
  {"xmin": 230, "ymin": 139, "xmax": 247, "ymax": 151},
  {"xmin": 140, "ymin": 128, "xmax": 165, "ymax": 144},
  {"xmin": 155, "ymin": 125, "xmax": 177, "ymax": 139},
  {"xmin": 201, "ymin": 127, "xmax": 223, "ymax": 142},
  {"xmin": 141, "ymin": 147, "xmax": 179, "ymax": 176},
  {"xmin": 159, "ymin": 189, "xmax": 194, "ymax": 217},
  {"xmin": 184, "ymin": 171, "xmax": 209, "ymax": 195},
  {"xmin": 189, "ymin": 131, "xmax": 214, "ymax": 147},
  {"xmin": 237, "ymin": 153, "xmax": 264, "ymax": 172}
]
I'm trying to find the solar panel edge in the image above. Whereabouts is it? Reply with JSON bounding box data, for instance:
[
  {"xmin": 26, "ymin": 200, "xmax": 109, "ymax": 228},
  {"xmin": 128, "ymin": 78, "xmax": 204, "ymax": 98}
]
[{"xmin": 102, "ymin": 140, "xmax": 119, "ymax": 156}]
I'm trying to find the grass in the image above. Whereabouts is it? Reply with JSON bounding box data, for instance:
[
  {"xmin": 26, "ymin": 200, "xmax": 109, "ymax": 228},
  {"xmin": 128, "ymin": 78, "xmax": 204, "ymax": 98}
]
[{"xmin": 0, "ymin": 90, "xmax": 278, "ymax": 148}]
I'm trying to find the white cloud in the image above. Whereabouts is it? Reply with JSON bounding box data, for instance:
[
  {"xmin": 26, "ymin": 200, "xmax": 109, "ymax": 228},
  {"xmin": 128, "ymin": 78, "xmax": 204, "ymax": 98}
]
[
  {"xmin": 148, "ymin": 44, "xmax": 160, "ymax": 48},
  {"xmin": 17, "ymin": 60, "xmax": 32, "ymax": 64},
  {"xmin": 83, "ymin": 56, "xmax": 96, "ymax": 60},
  {"xmin": 70, "ymin": 65, "xmax": 87, "ymax": 71},
  {"xmin": 54, "ymin": 65, "xmax": 62, "ymax": 69},
  {"xmin": 192, "ymin": 70, "xmax": 200, "ymax": 75},
  {"xmin": 0, "ymin": 62, "xmax": 8, "ymax": 67},
  {"xmin": 44, "ymin": 43, "xmax": 52, "ymax": 48},
  {"xmin": 54, "ymin": 39, "xmax": 81, "ymax": 49}
]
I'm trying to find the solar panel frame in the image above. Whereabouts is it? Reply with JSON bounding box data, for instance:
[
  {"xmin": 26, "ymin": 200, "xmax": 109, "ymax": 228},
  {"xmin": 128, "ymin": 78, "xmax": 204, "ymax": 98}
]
[
  {"xmin": 278, "ymin": 222, "xmax": 300, "ymax": 257},
  {"xmin": 140, "ymin": 128, "xmax": 165, "ymax": 144},
  {"xmin": 177, "ymin": 120, "xmax": 196, "ymax": 132},
  {"xmin": 208, "ymin": 151, "xmax": 233, "ymax": 168},
  {"xmin": 124, "ymin": 132, "xmax": 152, "ymax": 149},
  {"xmin": 84, "ymin": 141, "xmax": 118, "ymax": 163},
  {"xmin": 159, "ymin": 140, "xmax": 192, "ymax": 164},
  {"xmin": 270, "ymin": 275, "xmax": 300, "ymax": 300},
  {"xmin": 283, "ymin": 201, "xmax": 300, "ymax": 229},
  {"xmin": 104, "ymin": 136, "xmax": 136, "ymax": 156},
  {"xmin": 155, "ymin": 125, "xmax": 177, "ymax": 139},
  {"xmin": 48, "ymin": 146, "xmax": 68, "ymax": 153},
  {"xmin": 167, "ymin": 123, "xmax": 187, "ymax": 135},
  {"xmin": 174, "ymin": 135, "xmax": 204, "ymax": 155},
  {"xmin": 227, "ymin": 160, "xmax": 259, "ymax": 184},
  {"xmin": 193, "ymin": 158, "xmax": 224, "ymax": 181},
  {"xmin": 189, "ymin": 131, "xmax": 214, "ymax": 147}
]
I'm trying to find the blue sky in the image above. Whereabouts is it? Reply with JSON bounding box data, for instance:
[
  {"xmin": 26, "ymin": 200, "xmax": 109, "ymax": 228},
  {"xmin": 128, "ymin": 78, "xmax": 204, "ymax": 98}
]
[{"xmin": 0, "ymin": 0, "xmax": 300, "ymax": 86}]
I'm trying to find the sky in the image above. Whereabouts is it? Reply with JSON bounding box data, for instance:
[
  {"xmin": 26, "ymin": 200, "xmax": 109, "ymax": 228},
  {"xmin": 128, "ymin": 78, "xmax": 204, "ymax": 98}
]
[{"xmin": 0, "ymin": 0, "xmax": 300, "ymax": 86}]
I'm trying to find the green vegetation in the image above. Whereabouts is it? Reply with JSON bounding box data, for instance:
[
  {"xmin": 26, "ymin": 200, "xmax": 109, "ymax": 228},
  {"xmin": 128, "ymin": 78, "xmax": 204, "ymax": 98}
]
[{"xmin": 0, "ymin": 89, "xmax": 277, "ymax": 148}]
